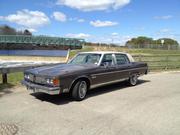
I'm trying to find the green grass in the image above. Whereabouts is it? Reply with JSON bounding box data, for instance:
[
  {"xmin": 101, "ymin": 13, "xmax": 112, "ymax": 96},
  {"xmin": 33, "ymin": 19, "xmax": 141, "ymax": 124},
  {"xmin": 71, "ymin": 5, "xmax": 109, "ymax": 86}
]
[
  {"xmin": 70, "ymin": 46, "xmax": 180, "ymax": 57},
  {"xmin": 0, "ymin": 72, "xmax": 23, "ymax": 90},
  {"xmin": 126, "ymin": 48, "xmax": 180, "ymax": 55}
]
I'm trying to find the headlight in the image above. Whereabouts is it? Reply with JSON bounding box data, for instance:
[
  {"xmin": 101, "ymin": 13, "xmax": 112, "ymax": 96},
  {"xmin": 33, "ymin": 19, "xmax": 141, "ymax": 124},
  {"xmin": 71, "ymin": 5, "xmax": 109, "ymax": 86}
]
[
  {"xmin": 24, "ymin": 74, "xmax": 30, "ymax": 80},
  {"xmin": 46, "ymin": 78, "xmax": 59, "ymax": 86},
  {"xmin": 46, "ymin": 79, "xmax": 53, "ymax": 84}
]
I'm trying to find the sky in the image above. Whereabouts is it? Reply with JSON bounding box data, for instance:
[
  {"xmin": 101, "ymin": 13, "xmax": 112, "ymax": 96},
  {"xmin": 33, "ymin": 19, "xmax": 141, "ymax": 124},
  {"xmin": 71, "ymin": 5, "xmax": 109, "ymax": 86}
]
[{"xmin": 0, "ymin": 0, "xmax": 180, "ymax": 45}]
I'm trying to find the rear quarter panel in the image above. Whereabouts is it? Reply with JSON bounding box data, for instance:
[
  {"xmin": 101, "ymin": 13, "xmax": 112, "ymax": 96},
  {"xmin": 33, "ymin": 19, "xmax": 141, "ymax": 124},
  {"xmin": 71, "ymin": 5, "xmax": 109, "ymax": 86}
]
[{"xmin": 130, "ymin": 62, "xmax": 148, "ymax": 75}]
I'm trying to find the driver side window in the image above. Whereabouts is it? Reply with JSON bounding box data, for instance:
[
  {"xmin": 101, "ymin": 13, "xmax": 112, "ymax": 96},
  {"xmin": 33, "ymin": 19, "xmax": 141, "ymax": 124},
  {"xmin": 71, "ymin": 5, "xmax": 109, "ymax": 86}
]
[{"xmin": 101, "ymin": 54, "xmax": 114, "ymax": 66}]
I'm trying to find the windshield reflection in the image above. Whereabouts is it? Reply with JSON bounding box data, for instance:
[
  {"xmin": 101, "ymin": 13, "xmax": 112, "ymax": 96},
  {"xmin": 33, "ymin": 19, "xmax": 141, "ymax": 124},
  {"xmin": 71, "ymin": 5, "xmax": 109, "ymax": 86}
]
[{"xmin": 69, "ymin": 53, "xmax": 101, "ymax": 65}]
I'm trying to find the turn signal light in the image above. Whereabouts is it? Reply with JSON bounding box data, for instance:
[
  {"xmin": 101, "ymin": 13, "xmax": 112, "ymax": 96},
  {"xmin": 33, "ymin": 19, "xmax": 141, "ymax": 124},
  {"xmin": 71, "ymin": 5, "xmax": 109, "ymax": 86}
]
[{"xmin": 53, "ymin": 79, "xmax": 60, "ymax": 86}]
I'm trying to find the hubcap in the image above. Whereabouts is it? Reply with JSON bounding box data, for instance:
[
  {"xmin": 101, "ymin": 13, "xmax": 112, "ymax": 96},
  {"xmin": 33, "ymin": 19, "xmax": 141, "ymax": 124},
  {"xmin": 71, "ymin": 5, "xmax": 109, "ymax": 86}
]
[
  {"xmin": 79, "ymin": 81, "xmax": 87, "ymax": 99},
  {"xmin": 131, "ymin": 75, "xmax": 137, "ymax": 85}
]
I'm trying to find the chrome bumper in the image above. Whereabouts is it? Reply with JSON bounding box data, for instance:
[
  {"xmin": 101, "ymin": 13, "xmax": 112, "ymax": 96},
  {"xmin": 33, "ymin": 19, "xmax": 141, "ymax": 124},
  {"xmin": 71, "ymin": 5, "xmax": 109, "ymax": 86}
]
[{"xmin": 21, "ymin": 80, "xmax": 60, "ymax": 95}]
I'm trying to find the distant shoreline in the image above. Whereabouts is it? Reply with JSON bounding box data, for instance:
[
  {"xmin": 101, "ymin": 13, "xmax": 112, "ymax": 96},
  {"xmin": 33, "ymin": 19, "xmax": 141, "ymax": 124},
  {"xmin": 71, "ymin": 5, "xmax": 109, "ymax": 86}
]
[{"xmin": 0, "ymin": 55, "xmax": 66, "ymax": 63}]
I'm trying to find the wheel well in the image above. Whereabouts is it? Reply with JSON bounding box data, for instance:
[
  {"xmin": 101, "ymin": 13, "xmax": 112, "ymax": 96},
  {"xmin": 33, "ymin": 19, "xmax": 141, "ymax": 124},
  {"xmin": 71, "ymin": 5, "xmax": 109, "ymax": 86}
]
[{"xmin": 69, "ymin": 77, "xmax": 91, "ymax": 92}]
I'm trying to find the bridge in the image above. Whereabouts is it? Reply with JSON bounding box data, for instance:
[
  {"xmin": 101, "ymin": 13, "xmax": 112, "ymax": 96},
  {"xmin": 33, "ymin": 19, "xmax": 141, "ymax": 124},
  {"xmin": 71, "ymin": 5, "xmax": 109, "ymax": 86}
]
[
  {"xmin": 0, "ymin": 35, "xmax": 84, "ymax": 83},
  {"xmin": 0, "ymin": 35, "xmax": 84, "ymax": 49}
]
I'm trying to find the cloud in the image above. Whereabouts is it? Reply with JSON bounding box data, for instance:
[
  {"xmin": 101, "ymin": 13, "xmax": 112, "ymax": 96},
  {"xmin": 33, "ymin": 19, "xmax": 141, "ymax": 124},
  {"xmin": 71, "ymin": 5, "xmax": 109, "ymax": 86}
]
[
  {"xmin": 159, "ymin": 28, "xmax": 171, "ymax": 33},
  {"xmin": 111, "ymin": 32, "xmax": 119, "ymax": 36},
  {"xmin": 88, "ymin": 34, "xmax": 131, "ymax": 45},
  {"xmin": 154, "ymin": 15, "xmax": 173, "ymax": 20},
  {"xmin": 90, "ymin": 20, "xmax": 118, "ymax": 27},
  {"xmin": 0, "ymin": 9, "xmax": 50, "ymax": 30},
  {"xmin": 27, "ymin": 28, "xmax": 37, "ymax": 33},
  {"xmin": 36, "ymin": 0, "xmax": 56, "ymax": 8},
  {"xmin": 56, "ymin": 0, "xmax": 130, "ymax": 11},
  {"xmin": 52, "ymin": 11, "xmax": 67, "ymax": 22},
  {"xmin": 154, "ymin": 28, "xmax": 178, "ymax": 40},
  {"xmin": 65, "ymin": 33, "xmax": 91, "ymax": 38},
  {"xmin": 69, "ymin": 17, "xmax": 85, "ymax": 22},
  {"xmin": 0, "ymin": 16, "xmax": 4, "ymax": 20},
  {"xmin": 135, "ymin": 26, "xmax": 145, "ymax": 31},
  {"xmin": 65, "ymin": 33, "xmax": 131, "ymax": 45},
  {"xmin": 77, "ymin": 19, "xmax": 85, "ymax": 22}
]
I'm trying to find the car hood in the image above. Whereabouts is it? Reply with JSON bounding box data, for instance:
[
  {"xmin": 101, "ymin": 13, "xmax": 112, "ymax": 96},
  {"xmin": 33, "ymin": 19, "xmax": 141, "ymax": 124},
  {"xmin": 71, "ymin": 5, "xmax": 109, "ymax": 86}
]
[{"xmin": 25, "ymin": 64, "xmax": 97, "ymax": 77}]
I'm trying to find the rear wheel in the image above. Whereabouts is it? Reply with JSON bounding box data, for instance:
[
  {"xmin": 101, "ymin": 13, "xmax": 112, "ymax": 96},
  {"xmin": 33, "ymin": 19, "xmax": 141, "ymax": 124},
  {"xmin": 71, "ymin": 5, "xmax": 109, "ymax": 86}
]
[
  {"xmin": 129, "ymin": 74, "xmax": 138, "ymax": 86},
  {"xmin": 72, "ymin": 80, "xmax": 88, "ymax": 101}
]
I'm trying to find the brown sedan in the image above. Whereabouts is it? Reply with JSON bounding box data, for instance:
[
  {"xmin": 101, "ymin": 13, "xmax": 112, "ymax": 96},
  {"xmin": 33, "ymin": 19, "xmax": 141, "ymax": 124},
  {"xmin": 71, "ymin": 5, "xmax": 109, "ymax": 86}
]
[{"xmin": 22, "ymin": 51, "xmax": 148, "ymax": 101}]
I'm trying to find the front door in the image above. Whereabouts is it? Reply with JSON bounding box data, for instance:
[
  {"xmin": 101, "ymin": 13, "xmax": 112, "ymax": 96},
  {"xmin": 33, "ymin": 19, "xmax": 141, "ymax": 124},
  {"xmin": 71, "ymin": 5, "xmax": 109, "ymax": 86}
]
[{"xmin": 91, "ymin": 53, "xmax": 117, "ymax": 85}]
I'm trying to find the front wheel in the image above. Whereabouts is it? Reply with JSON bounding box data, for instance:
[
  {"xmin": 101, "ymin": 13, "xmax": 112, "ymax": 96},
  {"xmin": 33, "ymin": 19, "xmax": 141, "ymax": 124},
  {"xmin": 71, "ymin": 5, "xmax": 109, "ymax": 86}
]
[
  {"xmin": 72, "ymin": 80, "xmax": 88, "ymax": 101},
  {"xmin": 129, "ymin": 74, "xmax": 138, "ymax": 86}
]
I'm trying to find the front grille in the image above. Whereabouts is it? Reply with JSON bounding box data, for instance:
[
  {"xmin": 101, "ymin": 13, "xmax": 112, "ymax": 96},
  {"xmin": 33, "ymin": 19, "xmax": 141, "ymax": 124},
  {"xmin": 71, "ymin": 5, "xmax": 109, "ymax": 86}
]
[
  {"xmin": 26, "ymin": 74, "xmax": 46, "ymax": 85},
  {"xmin": 25, "ymin": 74, "xmax": 55, "ymax": 87},
  {"xmin": 35, "ymin": 76, "xmax": 47, "ymax": 84}
]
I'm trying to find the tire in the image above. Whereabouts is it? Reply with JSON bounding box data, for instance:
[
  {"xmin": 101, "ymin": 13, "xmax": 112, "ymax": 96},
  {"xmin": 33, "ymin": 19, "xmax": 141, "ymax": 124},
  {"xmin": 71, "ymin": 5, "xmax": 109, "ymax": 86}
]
[
  {"xmin": 129, "ymin": 74, "xmax": 138, "ymax": 86},
  {"xmin": 72, "ymin": 80, "xmax": 88, "ymax": 101}
]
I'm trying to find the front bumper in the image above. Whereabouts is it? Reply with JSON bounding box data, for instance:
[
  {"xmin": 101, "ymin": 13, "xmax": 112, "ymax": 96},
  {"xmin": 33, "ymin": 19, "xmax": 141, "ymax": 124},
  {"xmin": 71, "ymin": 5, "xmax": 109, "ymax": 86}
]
[{"xmin": 21, "ymin": 80, "xmax": 60, "ymax": 95}]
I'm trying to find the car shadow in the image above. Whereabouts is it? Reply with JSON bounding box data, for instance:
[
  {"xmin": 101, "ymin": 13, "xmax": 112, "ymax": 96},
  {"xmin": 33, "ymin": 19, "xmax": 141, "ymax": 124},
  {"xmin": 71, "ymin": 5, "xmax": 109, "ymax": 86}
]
[
  {"xmin": 31, "ymin": 79, "xmax": 150, "ymax": 105},
  {"xmin": 86, "ymin": 79, "xmax": 150, "ymax": 99},
  {"xmin": 31, "ymin": 93, "xmax": 73, "ymax": 105}
]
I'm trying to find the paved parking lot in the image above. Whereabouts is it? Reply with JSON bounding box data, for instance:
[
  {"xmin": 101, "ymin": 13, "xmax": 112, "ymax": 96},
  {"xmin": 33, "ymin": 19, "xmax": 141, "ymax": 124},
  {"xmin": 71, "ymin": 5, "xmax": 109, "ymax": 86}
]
[{"xmin": 0, "ymin": 72, "xmax": 180, "ymax": 135}]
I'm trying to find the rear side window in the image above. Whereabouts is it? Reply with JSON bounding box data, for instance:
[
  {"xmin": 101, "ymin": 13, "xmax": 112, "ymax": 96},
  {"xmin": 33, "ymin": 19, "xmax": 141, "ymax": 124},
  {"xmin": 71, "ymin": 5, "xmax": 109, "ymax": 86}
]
[
  {"xmin": 101, "ymin": 54, "xmax": 114, "ymax": 65},
  {"xmin": 115, "ymin": 54, "xmax": 129, "ymax": 65}
]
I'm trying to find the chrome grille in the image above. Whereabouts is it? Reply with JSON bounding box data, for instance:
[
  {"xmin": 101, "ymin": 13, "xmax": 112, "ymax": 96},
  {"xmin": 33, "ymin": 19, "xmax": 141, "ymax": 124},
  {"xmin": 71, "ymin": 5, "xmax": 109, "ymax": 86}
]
[
  {"xmin": 35, "ymin": 76, "xmax": 46, "ymax": 84},
  {"xmin": 26, "ymin": 74, "xmax": 47, "ymax": 85}
]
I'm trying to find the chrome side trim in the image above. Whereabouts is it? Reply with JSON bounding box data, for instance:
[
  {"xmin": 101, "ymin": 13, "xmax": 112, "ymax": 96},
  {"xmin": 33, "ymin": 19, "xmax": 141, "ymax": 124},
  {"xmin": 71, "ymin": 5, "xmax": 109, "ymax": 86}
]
[
  {"xmin": 91, "ymin": 67, "xmax": 146, "ymax": 76},
  {"xmin": 90, "ymin": 78, "xmax": 128, "ymax": 89}
]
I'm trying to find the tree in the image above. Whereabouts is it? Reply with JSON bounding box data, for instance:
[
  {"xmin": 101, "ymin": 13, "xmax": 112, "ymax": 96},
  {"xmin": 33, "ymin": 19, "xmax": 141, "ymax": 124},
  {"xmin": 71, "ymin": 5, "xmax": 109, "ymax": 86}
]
[
  {"xmin": 23, "ymin": 29, "xmax": 32, "ymax": 35},
  {"xmin": 0, "ymin": 25, "xmax": 16, "ymax": 35},
  {"xmin": 126, "ymin": 36, "xmax": 153, "ymax": 48},
  {"xmin": 126, "ymin": 36, "xmax": 179, "ymax": 50},
  {"xmin": 156, "ymin": 38, "xmax": 179, "ymax": 50},
  {"xmin": 0, "ymin": 25, "xmax": 32, "ymax": 36}
]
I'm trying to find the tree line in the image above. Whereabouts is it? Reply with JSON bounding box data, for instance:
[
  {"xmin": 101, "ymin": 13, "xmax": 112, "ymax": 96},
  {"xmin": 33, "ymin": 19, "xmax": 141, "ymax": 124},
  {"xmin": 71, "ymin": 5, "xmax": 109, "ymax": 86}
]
[
  {"xmin": 0, "ymin": 25, "xmax": 32, "ymax": 35},
  {"xmin": 125, "ymin": 36, "xmax": 179, "ymax": 50}
]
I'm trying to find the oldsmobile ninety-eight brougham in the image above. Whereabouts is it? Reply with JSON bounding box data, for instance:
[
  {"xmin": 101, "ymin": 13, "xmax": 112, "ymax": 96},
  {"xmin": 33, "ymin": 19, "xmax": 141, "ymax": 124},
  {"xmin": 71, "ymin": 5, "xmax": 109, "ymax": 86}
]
[{"xmin": 22, "ymin": 52, "xmax": 148, "ymax": 101}]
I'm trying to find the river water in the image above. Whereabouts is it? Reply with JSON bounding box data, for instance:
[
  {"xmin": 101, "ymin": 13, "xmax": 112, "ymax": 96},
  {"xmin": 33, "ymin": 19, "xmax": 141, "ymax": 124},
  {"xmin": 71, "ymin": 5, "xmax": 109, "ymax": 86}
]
[{"xmin": 0, "ymin": 50, "xmax": 68, "ymax": 57}]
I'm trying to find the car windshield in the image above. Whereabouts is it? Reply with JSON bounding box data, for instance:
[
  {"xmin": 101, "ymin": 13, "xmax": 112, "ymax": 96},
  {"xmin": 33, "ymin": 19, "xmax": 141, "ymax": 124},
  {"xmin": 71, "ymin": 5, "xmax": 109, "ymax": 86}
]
[{"xmin": 69, "ymin": 53, "xmax": 101, "ymax": 65}]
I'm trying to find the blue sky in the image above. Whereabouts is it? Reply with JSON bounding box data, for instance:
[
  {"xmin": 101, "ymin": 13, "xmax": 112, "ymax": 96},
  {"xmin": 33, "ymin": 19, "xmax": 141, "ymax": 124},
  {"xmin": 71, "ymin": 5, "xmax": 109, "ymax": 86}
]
[{"xmin": 0, "ymin": 0, "xmax": 180, "ymax": 44}]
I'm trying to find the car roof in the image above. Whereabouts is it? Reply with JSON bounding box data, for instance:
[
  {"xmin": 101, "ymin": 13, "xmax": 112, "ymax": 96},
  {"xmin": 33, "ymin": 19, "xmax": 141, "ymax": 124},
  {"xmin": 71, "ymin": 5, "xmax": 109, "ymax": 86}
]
[{"xmin": 79, "ymin": 51, "xmax": 128, "ymax": 55}]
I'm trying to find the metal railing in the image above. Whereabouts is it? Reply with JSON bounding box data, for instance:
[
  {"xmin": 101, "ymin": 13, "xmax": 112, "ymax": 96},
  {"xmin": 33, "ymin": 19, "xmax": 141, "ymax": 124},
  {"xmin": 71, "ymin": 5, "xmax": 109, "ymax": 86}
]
[{"xmin": 0, "ymin": 35, "xmax": 84, "ymax": 47}]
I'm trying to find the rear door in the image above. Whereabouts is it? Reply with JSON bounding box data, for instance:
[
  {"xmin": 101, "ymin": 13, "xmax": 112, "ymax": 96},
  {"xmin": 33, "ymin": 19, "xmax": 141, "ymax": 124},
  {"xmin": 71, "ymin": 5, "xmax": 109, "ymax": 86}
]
[{"xmin": 114, "ymin": 54, "xmax": 131, "ymax": 79}]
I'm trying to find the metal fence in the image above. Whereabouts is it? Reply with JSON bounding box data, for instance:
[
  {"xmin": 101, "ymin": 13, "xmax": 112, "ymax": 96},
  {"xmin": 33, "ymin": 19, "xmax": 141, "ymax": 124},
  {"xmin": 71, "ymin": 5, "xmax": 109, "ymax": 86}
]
[
  {"xmin": 127, "ymin": 44, "xmax": 179, "ymax": 50},
  {"xmin": 133, "ymin": 55, "xmax": 180, "ymax": 70}
]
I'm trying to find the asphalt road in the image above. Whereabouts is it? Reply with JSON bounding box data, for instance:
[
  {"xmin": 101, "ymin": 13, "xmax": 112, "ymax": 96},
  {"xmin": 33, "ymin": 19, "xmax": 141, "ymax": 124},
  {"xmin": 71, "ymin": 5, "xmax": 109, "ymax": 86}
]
[{"xmin": 0, "ymin": 72, "xmax": 180, "ymax": 135}]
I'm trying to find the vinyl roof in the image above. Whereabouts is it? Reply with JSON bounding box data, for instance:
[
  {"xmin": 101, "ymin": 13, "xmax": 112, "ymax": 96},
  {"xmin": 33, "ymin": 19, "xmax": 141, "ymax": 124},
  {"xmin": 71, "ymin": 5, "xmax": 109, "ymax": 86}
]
[{"xmin": 79, "ymin": 51, "xmax": 128, "ymax": 55}]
